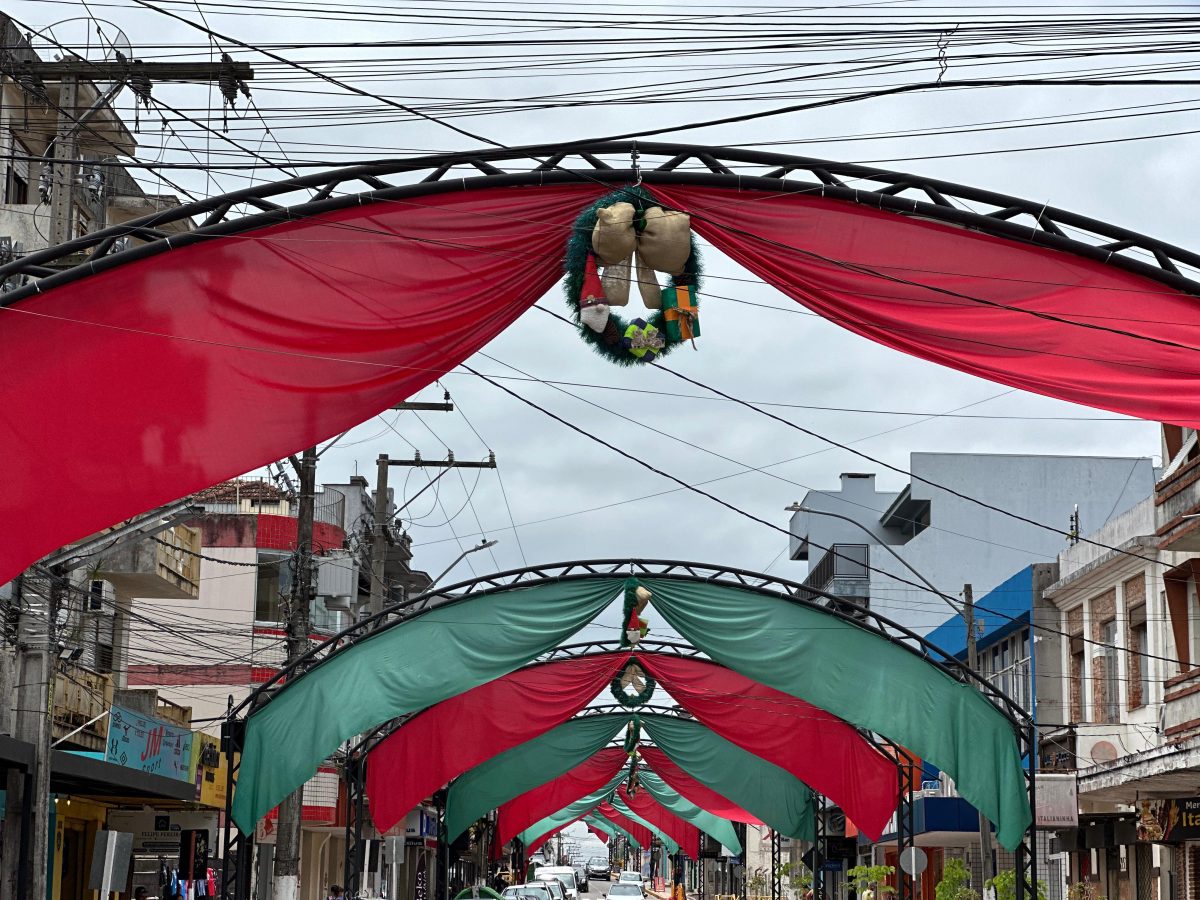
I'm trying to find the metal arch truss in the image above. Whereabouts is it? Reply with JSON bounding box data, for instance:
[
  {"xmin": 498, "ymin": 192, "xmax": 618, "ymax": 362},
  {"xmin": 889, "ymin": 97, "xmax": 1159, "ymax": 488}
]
[
  {"xmin": 1, "ymin": 140, "xmax": 1198, "ymax": 307},
  {"xmin": 228, "ymin": 561, "xmax": 1038, "ymax": 900},
  {"xmin": 236, "ymin": 560, "xmax": 1033, "ymax": 729}
]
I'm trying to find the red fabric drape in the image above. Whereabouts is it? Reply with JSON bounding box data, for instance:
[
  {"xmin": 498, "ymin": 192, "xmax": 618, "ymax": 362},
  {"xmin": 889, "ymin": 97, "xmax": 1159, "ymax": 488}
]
[
  {"xmin": 588, "ymin": 825, "xmax": 609, "ymax": 843},
  {"xmin": 651, "ymin": 185, "xmax": 1200, "ymax": 429},
  {"xmin": 638, "ymin": 747, "xmax": 762, "ymax": 824},
  {"xmin": 367, "ymin": 653, "xmax": 628, "ymax": 832},
  {"xmin": 618, "ymin": 786, "xmax": 700, "ymax": 858},
  {"xmin": 594, "ymin": 803, "xmax": 653, "ymax": 848},
  {"xmin": 0, "ymin": 184, "xmax": 603, "ymax": 585},
  {"xmin": 640, "ymin": 654, "xmax": 897, "ymax": 840},
  {"xmin": 497, "ymin": 748, "xmax": 628, "ymax": 849}
]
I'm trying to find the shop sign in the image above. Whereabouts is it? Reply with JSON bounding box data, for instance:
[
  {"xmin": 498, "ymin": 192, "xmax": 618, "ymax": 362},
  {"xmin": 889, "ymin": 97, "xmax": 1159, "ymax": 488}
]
[
  {"xmin": 1035, "ymin": 774, "xmax": 1079, "ymax": 828},
  {"xmin": 190, "ymin": 733, "xmax": 227, "ymax": 808},
  {"xmin": 105, "ymin": 703, "xmax": 194, "ymax": 783},
  {"xmin": 405, "ymin": 807, "xmax": 438, "ymax": 839},
  {"xmin": 106, "ymin": 810, "xmax": 218, "ymax": 854},
  {"xmin": 1137, "ymin": 798, "xmax": 1200, "ymax": 842}
]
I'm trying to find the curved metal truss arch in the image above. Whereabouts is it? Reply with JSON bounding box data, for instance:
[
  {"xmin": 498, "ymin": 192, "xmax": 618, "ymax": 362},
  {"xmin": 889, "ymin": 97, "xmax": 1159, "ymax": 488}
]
[
  {"xmin": 2, "ymin": 140, "xmax": 1198, "ymax": 307},
  {"xmin": 217, "ymin": 562, "xmax": 1039, "ymax": 900},
  {"xmin": 238, "ymin": 559, "xmax": 1031, "ymax": 729}
]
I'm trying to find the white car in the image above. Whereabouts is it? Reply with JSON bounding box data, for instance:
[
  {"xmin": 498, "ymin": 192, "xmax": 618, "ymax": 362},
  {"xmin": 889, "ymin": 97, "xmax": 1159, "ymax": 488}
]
[
  {"xmin": 536, "ymin": 869, "xmax": 579, "ymax": 900},
  {"xmin": 606, "ymin": 884, "xmax": 645, "ymax": 900}
]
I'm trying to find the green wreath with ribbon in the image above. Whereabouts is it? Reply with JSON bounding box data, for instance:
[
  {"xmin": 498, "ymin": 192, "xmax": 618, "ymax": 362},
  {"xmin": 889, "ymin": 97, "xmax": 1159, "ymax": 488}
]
[
  {"xmin": 564, "ymin": 185, "xmax": 703, "ymax": 366},
  {"xmin": 611, "ymin": 659, "xmax": 656, "ymax": 708}
]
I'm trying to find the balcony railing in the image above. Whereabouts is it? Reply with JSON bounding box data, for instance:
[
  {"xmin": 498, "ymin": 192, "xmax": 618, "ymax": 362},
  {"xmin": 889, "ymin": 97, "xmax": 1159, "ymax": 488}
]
[{"xmin": 803, "ymin": 544, "xmax": 870, "ymax": 604}]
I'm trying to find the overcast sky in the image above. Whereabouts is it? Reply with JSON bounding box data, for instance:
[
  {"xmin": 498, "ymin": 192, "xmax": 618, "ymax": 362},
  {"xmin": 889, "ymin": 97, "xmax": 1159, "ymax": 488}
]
[{"xmin": 13, "ymin": 0, "xmax": 1192, "ymax": 637}]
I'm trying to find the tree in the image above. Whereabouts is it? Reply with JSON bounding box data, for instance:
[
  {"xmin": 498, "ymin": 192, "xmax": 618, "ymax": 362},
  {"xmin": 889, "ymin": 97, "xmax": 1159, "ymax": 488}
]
[
  {"xmin": 985, "ymin": 870, "xmax": 1048, "ymax": 900},
  {"xmin": 936, "ymin": 859, "xmax": 979, "ymax": 900},
  {"xmin": 847, "ymin": 865, "xmax": 896, "ymax": 898}
]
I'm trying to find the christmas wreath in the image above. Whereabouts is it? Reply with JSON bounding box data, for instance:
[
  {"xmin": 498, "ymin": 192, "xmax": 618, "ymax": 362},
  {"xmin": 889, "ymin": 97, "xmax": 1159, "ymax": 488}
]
[
  {"xmin": 611, "ymin": 659, "xmax": 656, "ymax": 708},
  {"xmin": 564, "ymin": 185, "xmax": 702, "ymax": 366}
]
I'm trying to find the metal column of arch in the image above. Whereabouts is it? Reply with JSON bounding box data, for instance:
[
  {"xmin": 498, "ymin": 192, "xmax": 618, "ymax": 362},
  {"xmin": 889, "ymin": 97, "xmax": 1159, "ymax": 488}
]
[
  {"xmin": 1015, "ymin": 722, "xmax": 1040, "ymax": 900},
  {"xmin": 811, "ymin": 792, "xmax": 826, "ymax": 900},
  {"xmin": 344, "ymin": 751, "xmax": 369, "ymax": 896},
  {"xmin": 221, "ymin": 713, "xmax": 254, "ymax": 900},
  {"xmin": 894, "ymin": 752, "xmax": 917, "ymax": 900},
  {"xmin": 770, "ymin": 830, "xmax": 783, "ymax": 900}
]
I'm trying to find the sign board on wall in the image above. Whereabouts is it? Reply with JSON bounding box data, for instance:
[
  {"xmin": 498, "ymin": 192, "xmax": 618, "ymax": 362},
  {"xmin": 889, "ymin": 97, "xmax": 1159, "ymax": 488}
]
[
  {"xmin": 1035, "ymin": 774, "xmax": 1079, "ymax": 828},
  {"xmin": 105, "ymin": 810, "xmax": 218, "ymax": 854},
  {"xmin": 1136, "ymin": 798, "xmax": 1200, "ymax": 842},
  {"xmin": 405, "ymin": 807, "xmax": 438, "ymax": 839},
  {"xmin": 190, "ymin": 733, "xmax": 228, "ymax": 808},
  {"xmin": 105, "ymin": 703, "xmax": 194, "ymax": 782}
]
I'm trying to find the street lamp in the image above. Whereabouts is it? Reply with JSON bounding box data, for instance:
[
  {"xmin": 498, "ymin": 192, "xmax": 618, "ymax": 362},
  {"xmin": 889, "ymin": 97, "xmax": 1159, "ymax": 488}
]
[
  {"xmin": 432, "ymin": 539, "xmax": 499, "ymax": 585},
  {"xmin": 784, "ymin": 503, "xmax": 956, "ymax": 612}
]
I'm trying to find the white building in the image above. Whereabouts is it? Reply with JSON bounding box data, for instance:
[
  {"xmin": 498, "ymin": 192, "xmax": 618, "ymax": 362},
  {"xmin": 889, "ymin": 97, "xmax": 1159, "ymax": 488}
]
[{"xmin": 787, "ymin": 454, "xmax": 1156, "ymax": 632}]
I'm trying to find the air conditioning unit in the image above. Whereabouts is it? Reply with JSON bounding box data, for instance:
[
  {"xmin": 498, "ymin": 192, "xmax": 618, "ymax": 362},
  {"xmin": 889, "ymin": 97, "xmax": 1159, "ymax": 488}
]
[{"xmin": 316, "ymin": 550, "xmax": 355, "ymax": 608}]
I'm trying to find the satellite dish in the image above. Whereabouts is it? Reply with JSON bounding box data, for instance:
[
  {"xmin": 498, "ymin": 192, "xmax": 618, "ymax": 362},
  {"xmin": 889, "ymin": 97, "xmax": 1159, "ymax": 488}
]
[{"xmin": 28, "ymin": 17, "xmax": 133, "ymax": 97}]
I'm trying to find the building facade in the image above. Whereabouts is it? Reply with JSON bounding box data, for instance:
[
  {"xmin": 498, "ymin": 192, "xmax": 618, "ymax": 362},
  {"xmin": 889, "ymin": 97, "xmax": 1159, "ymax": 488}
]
[{"xmin": 788, "ymin": 455, "xmax": 1155, "ymax": 632}]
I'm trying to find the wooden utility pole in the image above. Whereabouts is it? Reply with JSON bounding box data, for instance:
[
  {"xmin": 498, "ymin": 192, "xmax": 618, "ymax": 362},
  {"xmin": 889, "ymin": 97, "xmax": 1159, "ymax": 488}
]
[
  {"xmin": 273, "ymin": 446, "xmax": 318, "ymax": 900},
  {"xmin": 27, "ymin": 56, "xmax": 252, "ymax": 246},
  {"xmin": 368, "ymin": 450, "xmax": 496, "ymax": 621},
  {"xmin": 964, "ymin": 584, "xmax": 996, "ymax": 888}
]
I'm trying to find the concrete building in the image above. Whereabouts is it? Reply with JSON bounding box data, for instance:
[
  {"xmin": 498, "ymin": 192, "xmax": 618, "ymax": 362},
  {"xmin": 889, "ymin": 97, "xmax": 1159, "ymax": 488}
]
[{"xmin": 787, "ymin": 454, "xmax": 1155, "ymax": 632}]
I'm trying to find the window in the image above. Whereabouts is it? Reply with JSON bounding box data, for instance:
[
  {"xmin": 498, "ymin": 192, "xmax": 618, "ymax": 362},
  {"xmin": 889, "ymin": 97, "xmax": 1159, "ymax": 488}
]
[
  {"xmin": 254, "ymin": 552, "xmax": 292, "ymax": 623},
  {"xmin": 1101, "ymin": 619, "xmax": 1120, "ymax": 722},
  {"xmin": 1128, "ymin": 602, "xmax": 1149, "ymax": 709},
  {"xmin": 6, "ymin": 137, "xmax": 29, "ymax": 204},
  {"xmin": 1070, "ymin": 636, "xmax": 1085, "ymax": 722}
]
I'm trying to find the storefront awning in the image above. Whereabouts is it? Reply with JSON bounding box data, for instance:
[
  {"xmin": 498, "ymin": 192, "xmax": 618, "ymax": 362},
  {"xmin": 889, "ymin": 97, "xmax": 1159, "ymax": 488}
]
[{"xmin": 52, "ymin": 750, "xmax": 197, "ymax": 802}]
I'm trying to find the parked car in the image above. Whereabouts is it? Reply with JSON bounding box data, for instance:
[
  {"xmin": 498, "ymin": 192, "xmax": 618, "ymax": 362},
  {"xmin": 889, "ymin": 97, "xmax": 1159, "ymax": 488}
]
[
  {"xmin": 606, "ymin": 884, "xmax": 645, "ymax": 900},
  {"xmin": 536, "ymin": 867, "xmax": 580, "ymax": 900},
  {"xmin": 503, "ymin": 885, "xmax": 553, "ymax": 900},
  {"xmin": 537, "ymin": 876, "xmax": 570, "ymax": 900},
  {"xmin": 587, "ymin": 858, "xmax": 610, "ymax": 882}
]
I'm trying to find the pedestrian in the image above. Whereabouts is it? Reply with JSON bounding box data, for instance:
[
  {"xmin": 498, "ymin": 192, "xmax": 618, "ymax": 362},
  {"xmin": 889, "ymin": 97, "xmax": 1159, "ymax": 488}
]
[{"xmin": 328, "ymin": 885, "xmax": 345, "ymax": 900}]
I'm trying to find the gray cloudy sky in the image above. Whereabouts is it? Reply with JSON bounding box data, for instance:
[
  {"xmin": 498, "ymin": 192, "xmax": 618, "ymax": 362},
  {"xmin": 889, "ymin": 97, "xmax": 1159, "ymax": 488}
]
[{"xmin": 17, "ymin": 0, "xmax": 1192, "ymax": 636}]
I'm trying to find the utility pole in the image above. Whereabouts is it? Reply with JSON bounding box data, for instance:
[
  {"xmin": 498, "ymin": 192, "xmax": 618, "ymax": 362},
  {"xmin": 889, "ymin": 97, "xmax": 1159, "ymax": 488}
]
[
  {"xmin": 367, "ymin": 451, "xmax": 497, "ymax": 621},
  {"xmin": 20, "ymin": 56, "xmax": 252, "ymax": 247},
  {"xmin": 1, "ymin": 570, "xmax": 60, "ymax": 900},
  {"xmin": 964, "ymin": 584, "xmax": 995, "ymax": 888},
  {"xmin": 273, "ymin": 446, "xmax": 318, "ymax": 900}
]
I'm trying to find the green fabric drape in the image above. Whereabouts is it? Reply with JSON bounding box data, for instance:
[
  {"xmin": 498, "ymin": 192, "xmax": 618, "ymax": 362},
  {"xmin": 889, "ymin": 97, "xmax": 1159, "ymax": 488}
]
[
  {"xmin": 517, "ymin": 772, "xmax": 626, "ymax": 847},
  {"xmin": 641, "ymin": 714, "xmax": 814, "ymax": 840},
  {"xmin": 643, "ymin": 578, "xmax": 1031, "ymax": 849},
  {"xmin": 447, "ymin": 714, "xmax": 628, "ymax": 840},
  {"xmin": 639, "ymin": 770, "xmax": 741, "ymax": 854},
  {"xmin": 233, "ymin": 578, "xmax": 624, "ymax": 831},
  {"xmin": 611, "ymin": 795, "xmax": 679, "ymax": 854},
  {"xmin": 585, "ymin": 814, "xmax": 641, "ymax": 850}
]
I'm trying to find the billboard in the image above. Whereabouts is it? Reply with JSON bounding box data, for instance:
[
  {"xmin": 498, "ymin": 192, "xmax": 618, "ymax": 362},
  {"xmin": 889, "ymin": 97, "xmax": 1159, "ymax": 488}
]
[{"xmin": 1137, "ymin": 798, "xmax": 1200, "ymax": 842}]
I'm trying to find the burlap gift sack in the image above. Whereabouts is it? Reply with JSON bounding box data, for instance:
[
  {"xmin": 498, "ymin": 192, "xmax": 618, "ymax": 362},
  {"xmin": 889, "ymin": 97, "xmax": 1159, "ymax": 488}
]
[
  {"xmin": 592, "ymin": 202, "xmax": 636, "ymax": 265},
  {"xmin": 601, "ymin": 254, "xmax": 633, "ymax": 307},
  {"xmin": 635, "ymin": 254, "xmax": 661, "ymax": 309},
  {"xmin": 637, "ymin": 206, "xmax": 691, "ymax": 275}
]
